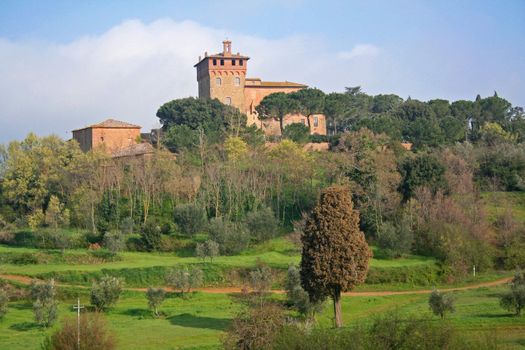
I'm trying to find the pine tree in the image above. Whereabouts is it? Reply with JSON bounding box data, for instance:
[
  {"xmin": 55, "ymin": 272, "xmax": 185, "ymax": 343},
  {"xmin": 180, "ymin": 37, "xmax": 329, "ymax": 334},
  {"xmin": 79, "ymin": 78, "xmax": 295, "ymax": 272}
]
[{"xmin": 300, "ymin": 185, "xmax": 372, "ymax": 327}]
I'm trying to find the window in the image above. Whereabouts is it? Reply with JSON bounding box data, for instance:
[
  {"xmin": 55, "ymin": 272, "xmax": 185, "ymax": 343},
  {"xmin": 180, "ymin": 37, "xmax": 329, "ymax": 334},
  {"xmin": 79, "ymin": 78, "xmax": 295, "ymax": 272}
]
[
  {"xmin": 100, "ymin": 136, "xmax": 104, "ymax": 142},
  {"xmin": 225, "ymin": 97, "xmax": 232, "ymax": 105},
  {"xmin": 314, "ymin": 116, "xmax": 319, "ymax": 127},
  {"xmin": 216, "ymin": 77, "xmax": 222, "ymax": 86},
  {"xmin": 239, "ymin": 59, "xmax": 243, "ymax": 66},
  {"xmin": 232, "ymin": 59, "xmax": 236, "ymax": 66},
  {"xmin": 213, "ymin": 59, "xmax": 217, "ymax": 66},
  {"xmin": 220, "ymin": 59, "xmax": 224, "ymax": 66},
  {"xmin": 234, "ymin": 77, "xmax": 241, "ymax": 86}
]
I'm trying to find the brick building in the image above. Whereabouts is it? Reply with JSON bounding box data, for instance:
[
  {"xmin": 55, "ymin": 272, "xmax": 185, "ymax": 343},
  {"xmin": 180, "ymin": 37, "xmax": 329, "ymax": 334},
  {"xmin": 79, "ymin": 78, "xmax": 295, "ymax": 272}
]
[
  {"xmin": 194, "ymin": 41, "xmax": 327, "ymax": 136},
  {"xmin": 72, "ymin": 119, "xmax": 141, "ymax": 153}
]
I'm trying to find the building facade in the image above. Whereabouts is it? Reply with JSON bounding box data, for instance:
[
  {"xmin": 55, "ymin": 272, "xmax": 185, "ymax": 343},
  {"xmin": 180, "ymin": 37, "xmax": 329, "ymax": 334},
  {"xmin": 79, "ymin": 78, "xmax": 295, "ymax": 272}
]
[
  {"xmin": 194, "ymin": 41, "xmax": 327, "ymax": 136},
  {"xmin": 72, "ymin": 119, "xmax": 141, "ymax": 153}
]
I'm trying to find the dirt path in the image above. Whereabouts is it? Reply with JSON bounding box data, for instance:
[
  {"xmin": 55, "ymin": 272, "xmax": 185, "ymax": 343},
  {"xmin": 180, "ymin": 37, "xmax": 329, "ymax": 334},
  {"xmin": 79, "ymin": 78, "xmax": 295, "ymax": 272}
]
[{"xmin": 0, "ymin": 274, "xmax": 512, "ymax": 297}]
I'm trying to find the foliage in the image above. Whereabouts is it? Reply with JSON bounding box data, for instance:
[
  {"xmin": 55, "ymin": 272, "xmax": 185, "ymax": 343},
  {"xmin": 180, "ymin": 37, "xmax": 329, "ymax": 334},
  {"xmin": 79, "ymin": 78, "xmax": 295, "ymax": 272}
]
[
  {"xmin": 146, "ymin": 287, "xmax": 166, "ymax": 317},
  {"xmin": 285, "ymin": 265, "xmax": 323, "ymax": 319},
  {"xmin": 0, "ymin": 288, "xmax": 8, "ymax": 321},
  {"xmin": 500, "ymin": 271, "xmax": 525, "ymax": 316},
  {"xmin": 301, "ymin": 185, "xmax": 372, "ymax": 327},
  {"xmin": 195, "ymin": 239, "xmax": 220, "ymax": 262},
  {"xmin": 399, "ymin": 154, "xmax": 447, "ymax": 200},
  {"xmin": 245, "ymin": 207, "xmax": 279, "ymax": 243},
  {"xmin": 103, "ymin": 231, "xmax": 125, "ymax": 255},
  {"xmin": 282, "ymin": 123, "xmax": 310, "ymax": 144},
  {"xmin": 377, "ymin": 216, "xmax": 413, "ymax": 258},
  {"xmin": 256, "ymin": 92, "xmax": 299, "ymax": 135},
  {"xmin": 90, "ymin": 275, "xmax": 124, "ymax": 311},
  {"xmin": 166, "ymin": 267, "xmax": 203, "ymax": 294},
  {"xmin": 31, "ymin": 279, "xmax": 58, "ymax": 327},
  {"xmin": 249, "ymin": 262, "xmax": 273, "ymax": 296},
  {"xmin": 45, "ymin": 195, "xmax": 69, "ymax": 230},
  {"xmin": 208, "ymin": 217, "xmax": 250, "ymax": 255},
  {"xmin": 42, "ymin": 312, "xmax": 116, "ymax": 350},
  {"xmin": 222, "ymin": 303, "xmax": 284, "ymax": 350},
  {"xmin": 140, "ymin": 221, "xmax": 163, "ymax": 252},
  {"xmin": 173, "ymin": 203, "xmax": 207, "ymax": 236},
  {"xmin": 428, "ymin": 290, "xmax": 455, "ymax": 319}
]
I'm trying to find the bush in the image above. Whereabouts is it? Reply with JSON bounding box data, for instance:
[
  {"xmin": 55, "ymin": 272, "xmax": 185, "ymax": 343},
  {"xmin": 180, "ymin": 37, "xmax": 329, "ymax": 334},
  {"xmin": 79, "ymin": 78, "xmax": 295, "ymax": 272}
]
[
  {"xmin": 89, "ymin": 249, "xmax": 121, "ymax": 262},
  {"xmin": 31, "ymin": 279, "xmax": 58, "ymax": 327},
  {"xmin": 245, "ymin": 207, "xmax": 279, "ymax": 243},
  {"xmin": 309, "ymin": 133, "xmax": 328, "ymax": 143},
  {"xmin": 103, "ymin": 231, "xmax": 125, "ymax": 255},
  {"xmin": 500, "ymin": 271, "xmax": 525, "ymax": 316},
  {"xmin": 140, "ymin": 221, "xmax": 162, "ymax": 252},
  {"xmin": 90, "ymin": 275, "xmax": 123, "ymax": 311},
  {"xmin": 166, "ymin": 267, "xmax": 203, "ymax": 295},
  {"xmin": 377, "ymin": 218, "xmax": 413, "ymax": 259},
  {"xmin": 428, "ymin": 290, "xmax": 455, "ymax": 319},
  {"xmin": 222, "ymin": 303, "xmax": 284, "ymax": 350},
  {"xmin": 42, "ymin": 312, "xmax": 116, "ymax": 350},
  {"xmin": 0, "ymin": 289, "xmax": 8, "ymax": 321},
  {"xmin": 208, "ymin": 217, "xmax": 250, "ymax": 255},
  {"xmin": 285, "ymin": 265, "xmax": 323, "ymax": 319},
  {"xmin": 283, "ymin": 123, "xmax": 310, "ymax": 144},
  {"xmin": 173, "ymin": 203, "xmax": 207, "ymax": 236},
  {"xmin": 195, "ymin": 240, "xmax": 220, "ymax": 262},
  {"xmin": 120, "ymin": 217, "xmax": 135, "ymax": 235},
  {"xmin": 146, "ymin": 287, "xmax": 166, "ymax": 317}
]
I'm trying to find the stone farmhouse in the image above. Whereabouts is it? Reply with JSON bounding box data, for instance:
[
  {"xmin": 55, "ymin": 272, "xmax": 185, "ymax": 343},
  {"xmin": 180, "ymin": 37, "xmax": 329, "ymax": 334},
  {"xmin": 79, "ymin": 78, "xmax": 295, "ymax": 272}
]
[
  {"xmin": 72, "ymin": 40, "xmax": 327, "ymax": 155},
  {"xmin": 195, "ymin": 40, "xmax": 327, "ymax": 136}
]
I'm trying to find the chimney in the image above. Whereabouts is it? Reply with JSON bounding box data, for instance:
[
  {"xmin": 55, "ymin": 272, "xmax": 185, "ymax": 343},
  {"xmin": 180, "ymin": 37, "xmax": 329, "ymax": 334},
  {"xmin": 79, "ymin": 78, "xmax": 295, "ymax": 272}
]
[{"xmin": 222, "ymin": 40, "xmax": 232, "ymax": 55}]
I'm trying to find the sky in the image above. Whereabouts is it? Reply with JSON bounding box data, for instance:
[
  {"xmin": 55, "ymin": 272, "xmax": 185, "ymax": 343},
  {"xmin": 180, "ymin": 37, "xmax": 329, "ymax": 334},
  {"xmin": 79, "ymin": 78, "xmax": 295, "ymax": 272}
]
[{"xmin": 0, "ymin": 0, "xmax": 524, "ymax": 143}]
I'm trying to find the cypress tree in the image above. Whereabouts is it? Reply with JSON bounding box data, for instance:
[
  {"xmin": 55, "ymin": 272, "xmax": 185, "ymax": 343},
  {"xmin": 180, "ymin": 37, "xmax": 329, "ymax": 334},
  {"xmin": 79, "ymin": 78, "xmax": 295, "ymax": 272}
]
[{"xmin": 300, "ymin": 185, "xmax": 372, "ymax": 327}]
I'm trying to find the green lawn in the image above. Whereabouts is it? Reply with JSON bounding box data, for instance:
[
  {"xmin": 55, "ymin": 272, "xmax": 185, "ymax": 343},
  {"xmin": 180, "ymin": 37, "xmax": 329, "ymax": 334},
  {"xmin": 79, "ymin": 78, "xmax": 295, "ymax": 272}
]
[{"xmin": 1, "ymin": 285, "xmax": 524, "ymax": 350}]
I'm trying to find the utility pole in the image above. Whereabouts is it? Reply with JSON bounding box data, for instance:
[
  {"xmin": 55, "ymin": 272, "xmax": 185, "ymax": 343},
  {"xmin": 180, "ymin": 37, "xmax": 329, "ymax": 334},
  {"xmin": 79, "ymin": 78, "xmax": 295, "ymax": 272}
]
[{"xmin": 73, "ymin": 298, "xmax": 84, "ymax": 350}]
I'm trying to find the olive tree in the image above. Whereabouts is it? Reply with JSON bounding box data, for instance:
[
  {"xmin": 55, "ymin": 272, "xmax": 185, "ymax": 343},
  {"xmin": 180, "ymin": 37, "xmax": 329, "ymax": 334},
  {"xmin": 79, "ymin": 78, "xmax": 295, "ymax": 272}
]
[
  {"xmin": 300, "ymin": 185, "xmax": 372, "ymax": 327},
  {"xmin": 90, "ymin": 275, "xmax": 124, "ymax": 311},
  {"xmin": 428, "ymin": 290, "xmax": 455, "ymax": 319}
]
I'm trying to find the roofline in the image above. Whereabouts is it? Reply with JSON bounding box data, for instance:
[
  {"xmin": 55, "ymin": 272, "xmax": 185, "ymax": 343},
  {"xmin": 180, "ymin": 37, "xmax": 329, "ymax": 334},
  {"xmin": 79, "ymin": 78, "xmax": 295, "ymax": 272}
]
[
  {"xmin": 245, "ymin": 83, "xmax": 308, "ymax": 88},
  {"xmin": 194, "ymin": 55, "xmax": 250, "ymax": 67},
  {"xmin": 72, "ymin": 125, "xmax": 141, "ymax": 132}
]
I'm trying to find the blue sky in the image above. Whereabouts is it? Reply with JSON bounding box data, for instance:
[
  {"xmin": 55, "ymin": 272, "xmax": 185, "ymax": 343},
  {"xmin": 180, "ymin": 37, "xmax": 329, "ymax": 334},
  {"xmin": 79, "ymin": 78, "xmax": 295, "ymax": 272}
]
[{"xmin": 0, "ymin": 0, "xmax": 524, "ymax": 142}]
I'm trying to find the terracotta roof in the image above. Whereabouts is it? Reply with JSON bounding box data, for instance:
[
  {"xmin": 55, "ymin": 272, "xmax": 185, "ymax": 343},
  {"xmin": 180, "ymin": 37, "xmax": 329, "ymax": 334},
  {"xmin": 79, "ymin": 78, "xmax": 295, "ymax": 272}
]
[
  {"xmin": 245, "ymin": 80, "xmax": 307, "ymax": 88},
  {"xmin": 194, "ymin": 54, "xmax": 250, "ymax": 67},
  {"xmin": 111, "ymin": 143, "xmax": 155, "ymax": 158},
  {"xmin": 73, "ymin": 119, "xmax": 141, "ymax": 132}
]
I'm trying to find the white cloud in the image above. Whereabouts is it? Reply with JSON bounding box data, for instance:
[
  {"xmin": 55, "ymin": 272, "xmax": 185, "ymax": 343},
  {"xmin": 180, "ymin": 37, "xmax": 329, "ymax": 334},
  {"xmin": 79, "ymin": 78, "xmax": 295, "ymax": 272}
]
[
  {"xmin": 0, "ymin": 19, "xmax": 386, "ymax": 143},
  {"xmin": 337, "ymin": 44, "xmax": 381, "ymax": 60}
]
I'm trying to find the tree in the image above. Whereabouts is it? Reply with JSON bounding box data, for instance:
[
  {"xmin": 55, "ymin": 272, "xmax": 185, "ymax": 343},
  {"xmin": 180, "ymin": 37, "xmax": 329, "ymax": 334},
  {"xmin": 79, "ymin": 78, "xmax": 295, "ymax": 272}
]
[
  {"xmin": 31, "ymin": 279, "xmax": 58, "ymax": 327},
  {"xmin": 102, "ymin": 231, "xmax": 125, "ymax": 255},
  {"xmin": 282, "ymin": 123, "xmax": 310, "ymax": 144},
  {"xmin": 285, "ymin": 265, "xmax": 323, "ymax": 320},
  {"xmin": 256, "ymin": 92, "xmax": 299, "ymax": 135},
  {"xmin": 245, "ymin": 207, "xmax": 279, "ymax": 243},
  {"xmin": 140, "ymin": 221, "xmax": 162, "ymax": 252},
  {"xmin": 42, "ymin": 312, "xmax": 116, "ymax": 350},
  {"xmin": 208, "ymin": 217, "xmax": 250, "ymax": 255},
  {"xmin": 173, "ymin": 203, "xmax": 207, "ymax": 236},
  {"xmin": 249, "ymin": 263, "xmax": 273, "ymax": 305},
  {"xmin": 90, "ymin": 275, "xmax": 123, "ymax": 311},
  {"xmin": 166, "ymin": 267, "xmax": 203, "ymax": 295},
  {"xmin": 146, "ymin": 287, "xmax": 166, "ymax": 317},
  {"xmin": 500, "ymin": 271, "xmax": 525, "ymax": 316},
  {"xmin": 428, "ymin": 290, "xmax": 455, "ymax": 319},
  {"xmin": 0, "ymin": 289, "xmax": 8, "ymax": 321},
  {"xmin": 290, "ymin": 88, "xmax": 325, "ymax": 129},
  {"xmin": 399, "ymin": 154, "xmax": 447, "ymax": 200},
  {"xmin": 195, "ymin": 240, "xmax": 220, "ymax": 262},
  {"xmin": 300, "ymin": 185, "xmax": 372, "ymax": 327}
]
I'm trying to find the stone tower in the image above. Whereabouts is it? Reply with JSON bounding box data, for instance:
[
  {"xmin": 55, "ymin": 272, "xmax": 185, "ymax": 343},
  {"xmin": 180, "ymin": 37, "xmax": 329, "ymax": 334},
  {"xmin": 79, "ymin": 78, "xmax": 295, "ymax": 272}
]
[{"xmin": 194, "ymin": 40, "xmax": 249, "ymax": 111}]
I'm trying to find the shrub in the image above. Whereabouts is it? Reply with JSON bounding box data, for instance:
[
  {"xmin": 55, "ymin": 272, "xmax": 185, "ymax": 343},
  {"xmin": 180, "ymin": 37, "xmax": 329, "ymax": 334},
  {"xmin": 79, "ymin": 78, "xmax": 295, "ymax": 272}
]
[
  {"xmin": 195, "ymin": 240, "xmax": 220, "ymax": 262},
  {"xmin": 42, "ymin": 312, "xmax": 116, "ymax": 350},
  {"xmin": 166, "ymin": 267, "xmax": 203, "ymax": 295},
  {"xmin": 90, "ymin": 275, "xmax": 123, "ymax": 311},
  {"xmin": 31, "ymin": 279, "xmax": 58, "ymax": 327},
  {"xmin": 120, "ymin": 217, "xmax": 135, "ymax": 235},
  {"xmin": 245, "ymin": 207, "xmax": 279, "ymax": 243},
  {"xmin": 500, "ymin": 271, "xmax": 525, "ymax": 316},
  {"xmin": 428, "ymin": 290, "xmax": 455, "ymax": 319},
  {"xmin": 283, "ymin": 123, "xmax": 310, "ymax": 144},
  {"xmin": 285, "ymin": 265, "xmax": 323, "ymax": 319},
  {"xmin": 377, "ymin": 218, "xmax": 413, "ymax": 259},
  {"xmin": 89, "ymin": 249, "xmax": 121, "ymax": 262},
  {"xmin": 173, "ymin": 203, "xmax": 207, "ymax": 236},
  {"xmin": 208, "ymin": 217, "xmax": 250, "ymax": 255},
  {"xmin": 140, "ymin": 221, "xmax": 162, "ymax": 252},
  {"xmin": 146, "ymin": 287, "xmax": 166, "ymax": 317},
  {"xmin": 103, "ymin": 231, "xmax": 125, "ymax": 255},
  {"xmin": 0, "ymin": 289, "xmax": 8, "ymax": 321},
  {"xmin": 222, "ymin": 303, "xmax": 284, "ymax": 350}
]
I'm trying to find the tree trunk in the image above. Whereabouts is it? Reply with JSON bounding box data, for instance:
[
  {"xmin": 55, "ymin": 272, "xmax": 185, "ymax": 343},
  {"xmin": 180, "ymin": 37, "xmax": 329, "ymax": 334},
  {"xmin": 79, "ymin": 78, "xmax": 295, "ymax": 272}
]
[
  {"xmin": 333, "ymin": 289, "xmax": 343, "ymax": 328},
  {"xmin": 279, "ymin": 116, "xmax": 284, "ymax": 136}
]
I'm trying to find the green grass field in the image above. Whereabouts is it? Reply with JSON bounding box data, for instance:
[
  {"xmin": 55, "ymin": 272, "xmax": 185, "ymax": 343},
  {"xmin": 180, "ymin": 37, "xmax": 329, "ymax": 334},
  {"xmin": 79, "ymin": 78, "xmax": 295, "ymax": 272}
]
[{"xmin": 1, "ymin": 285, "xmax": 524, "ymax": 350}]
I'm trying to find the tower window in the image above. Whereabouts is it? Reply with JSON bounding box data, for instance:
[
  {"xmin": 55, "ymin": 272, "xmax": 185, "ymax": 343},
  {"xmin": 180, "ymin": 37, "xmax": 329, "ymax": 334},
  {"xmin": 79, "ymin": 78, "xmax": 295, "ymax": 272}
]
[
  {"xmin": 239, "ymin": 59, "xmax": 243, "ymax": 66},
  {"xmin": 234, "ymin": 77, "xmax": 241, "ymax": 86},
  {"xmin": 216, "ymin": 77, "xmax": 222, "ymax": 86},
  {"xmin": 314, "ymin": 116, "xmax": 319, "ymax": 127},
  {"xmin": 213, "ymin": 59, "xmax": 217, "ymax": 66},
  {"xmin": 232, "ymin": 59, "xmax": 236, "ymax": 66},
  {"xmin": 220, "ymin": 59, "xmax": 224, "ymax": 66},
  {"xmin": 225, "ymin": 97, "xmax": 232, "ymax": 105}
]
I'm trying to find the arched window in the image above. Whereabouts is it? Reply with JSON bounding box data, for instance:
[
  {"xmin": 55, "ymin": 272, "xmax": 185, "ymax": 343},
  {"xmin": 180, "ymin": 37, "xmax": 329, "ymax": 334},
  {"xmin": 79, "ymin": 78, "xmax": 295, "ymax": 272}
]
[
  {"xmin": 234, "ymin": 77, "xmax": 241, "ymax": 86},
  {"xmin": 216, "ymin": 77, "xmax": 222, "ymax": 86},
  {"xmin": 225, "ymin": 97, "xmax": 232, "ymax": 105}
]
